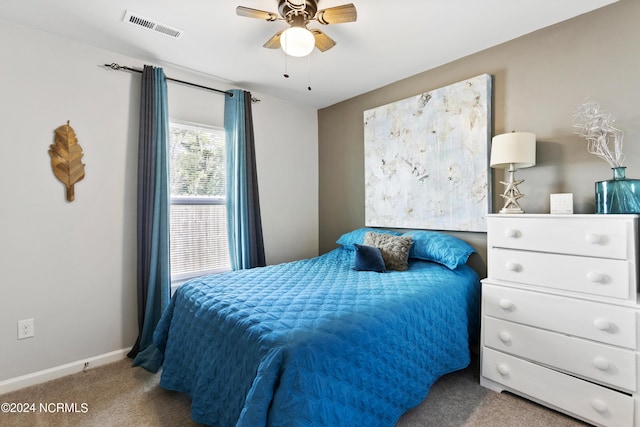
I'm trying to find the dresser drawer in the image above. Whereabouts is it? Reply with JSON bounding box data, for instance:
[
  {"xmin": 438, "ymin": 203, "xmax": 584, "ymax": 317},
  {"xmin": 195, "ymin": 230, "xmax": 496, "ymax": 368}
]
[
  {"xmin": 484, "ymin": 317, "xmax": 636, "ymax": 391},
  {"xmin": 489, "ymin": 248, "xmax": 633, "ymax": 299},
  {"xmin": 482, "ymin": 348, "xmax": 634, "ymax": 427},
  {"xmin": 487, "ymin": 216, "xmax": 631, "ymax": 260},
  {"xmin": 483, "ymin": 284, "xmax": 637, "ymax": 349}
]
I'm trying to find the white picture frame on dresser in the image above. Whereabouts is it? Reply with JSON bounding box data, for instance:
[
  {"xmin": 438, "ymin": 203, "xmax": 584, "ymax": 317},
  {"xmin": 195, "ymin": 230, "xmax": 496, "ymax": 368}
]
[{"xmin": 480, "ymin": 214, "xmax": 640, "ymax": 427}]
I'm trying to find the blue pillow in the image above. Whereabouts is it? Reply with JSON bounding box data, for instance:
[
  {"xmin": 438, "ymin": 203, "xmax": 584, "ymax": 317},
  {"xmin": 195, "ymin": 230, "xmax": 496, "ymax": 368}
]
[
  {"xmin": 402, "ymin": 230, "xmax": 475, "ymax": 269},
  {"xmin": 353, "ymin": 244, "xmax": 386, "ymax": 273},
  {"xmin": 337, "ymin": 228, "xmax": 401, "ymax": 250}
]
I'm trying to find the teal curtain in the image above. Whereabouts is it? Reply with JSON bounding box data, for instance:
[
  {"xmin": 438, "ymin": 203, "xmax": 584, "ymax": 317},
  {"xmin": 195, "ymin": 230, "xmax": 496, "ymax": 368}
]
[
  {"xmin": 129, "ymin": 65, "xmax": 171, "ymax": 372},
  {"xmin": 224, "ymin": 90, "xmax": 266, "ymax": 270}
]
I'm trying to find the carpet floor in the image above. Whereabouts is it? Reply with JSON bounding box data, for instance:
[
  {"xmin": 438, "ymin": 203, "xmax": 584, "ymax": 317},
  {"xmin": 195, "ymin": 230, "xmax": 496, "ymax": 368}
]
[{"xmin": 0, "ymin": 355, "xmax": 588, "ymax": 426}]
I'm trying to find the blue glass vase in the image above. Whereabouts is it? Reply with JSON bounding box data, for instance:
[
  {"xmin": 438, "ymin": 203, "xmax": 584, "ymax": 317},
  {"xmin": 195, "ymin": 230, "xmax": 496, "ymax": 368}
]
[{"xmin": 595, "ymin": 167, "xmax": 640, "ymax": 214}]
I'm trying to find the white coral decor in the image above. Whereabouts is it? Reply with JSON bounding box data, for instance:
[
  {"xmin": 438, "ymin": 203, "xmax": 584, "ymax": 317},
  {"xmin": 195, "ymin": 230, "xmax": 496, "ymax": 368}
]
[{"xmin": 572, "ymin": 101, "xmax": 625, "ymax": 168}]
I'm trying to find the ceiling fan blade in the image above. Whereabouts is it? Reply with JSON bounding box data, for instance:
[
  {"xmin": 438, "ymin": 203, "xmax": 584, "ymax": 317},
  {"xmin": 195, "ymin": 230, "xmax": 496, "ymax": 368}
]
[
  {"xmin": 236, "ymin": 6, "xmax": 279, "ymax": 21},
  {"xmin": 316, "ymin": 3, "xmax": 357, "ymax": 25},
  {"xmin": 311, "ymin": 29, "xmax": 336, "ymax": 52},
  {"xmin": 263, "ymin": 30, "xmax": 284, "ymax": 49}
]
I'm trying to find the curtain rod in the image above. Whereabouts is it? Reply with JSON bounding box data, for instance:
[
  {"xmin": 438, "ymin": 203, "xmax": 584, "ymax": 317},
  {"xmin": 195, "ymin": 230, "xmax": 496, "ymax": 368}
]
[{"xmin": 104, "ymin": 63, "xmax": 260, "ymax": 103}]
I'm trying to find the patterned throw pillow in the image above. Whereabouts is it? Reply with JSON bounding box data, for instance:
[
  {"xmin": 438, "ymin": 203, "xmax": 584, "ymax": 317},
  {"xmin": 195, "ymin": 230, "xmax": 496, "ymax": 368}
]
[
  {"xmin": 336, "ymin": 228, "xmax": 402, "ymax": 250},
  {"xmin": 363, "ymin": 232, "xmax": 413, "ymax": 271}
]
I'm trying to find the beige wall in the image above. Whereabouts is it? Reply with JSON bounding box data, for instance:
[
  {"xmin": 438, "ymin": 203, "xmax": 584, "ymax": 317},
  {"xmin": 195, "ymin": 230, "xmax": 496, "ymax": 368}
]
[{"xmin": 318, "ymin": 0, "xmax": 640, "ymax": 276}]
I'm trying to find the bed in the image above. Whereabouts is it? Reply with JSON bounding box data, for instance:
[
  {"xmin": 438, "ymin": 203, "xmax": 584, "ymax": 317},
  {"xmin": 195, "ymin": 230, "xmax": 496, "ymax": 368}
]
[{"xmin": 153, "ymin": 228, "xmax": 480, "ymax": 427}]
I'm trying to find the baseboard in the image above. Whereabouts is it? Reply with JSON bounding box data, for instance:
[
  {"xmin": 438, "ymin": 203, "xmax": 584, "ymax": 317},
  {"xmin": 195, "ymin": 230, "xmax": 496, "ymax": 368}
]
[{"xmin": 0, "ymin": 348, "xmax": 129, "ymax": 395}]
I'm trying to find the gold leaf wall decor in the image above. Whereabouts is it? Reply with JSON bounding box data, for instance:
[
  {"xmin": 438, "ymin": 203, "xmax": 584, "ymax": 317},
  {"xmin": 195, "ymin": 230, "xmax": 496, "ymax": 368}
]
[{"xmin": 49, "ymin": 121, "xmax": 85, "ymax": 202}]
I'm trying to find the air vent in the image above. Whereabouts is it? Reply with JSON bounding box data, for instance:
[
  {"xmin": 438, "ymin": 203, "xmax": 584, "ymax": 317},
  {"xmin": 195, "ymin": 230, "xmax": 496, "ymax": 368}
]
[{"xmin": 122, "ymin": 11, "xmax": 184, "ymax": 39}]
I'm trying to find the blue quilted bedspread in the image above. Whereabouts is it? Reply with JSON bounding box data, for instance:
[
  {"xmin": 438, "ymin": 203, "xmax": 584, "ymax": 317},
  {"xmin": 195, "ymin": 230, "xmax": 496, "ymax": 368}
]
[{"xmin": 154, "ymin": 247, "xmax": 480, "ymax": 427}]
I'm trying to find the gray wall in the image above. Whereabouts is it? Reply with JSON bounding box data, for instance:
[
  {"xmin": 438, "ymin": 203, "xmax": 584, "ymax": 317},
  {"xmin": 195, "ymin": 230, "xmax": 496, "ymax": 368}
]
[
  {"xmin": 318, "ymin": 0, "xmax": 640, "ymax": 276},
  {"xmin": 0, "ymin": 19, "xmax": 318, "ymax": 382}
]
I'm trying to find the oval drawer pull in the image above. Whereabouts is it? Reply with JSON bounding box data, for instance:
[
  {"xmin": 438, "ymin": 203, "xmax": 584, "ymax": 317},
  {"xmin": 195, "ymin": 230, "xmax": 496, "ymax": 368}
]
[
  {"xmin": 504, "ymin": 228, "xmax": 520, "ymax": 238},
  {"xmin": 505, "ymin": 262, "xmax": 521, "ymax": 272},
  {"xmin": 585, "ymin": 233, "xmax": 604, "ymax": 245},
  {"xmin": 498, "ymin": 299, "xmax": 514, "ymax": 311},
  {"xmin": 587, "ymin": 271, "xmax": 607, "ymax": 284},
  {"xmin": 496, "ymin": 363, "xmax": 510, "ymax": 376},
  {"xmin": 498, "ymin": 331, "xmax": 512, "ymax": 344},
  {"xmin": 591, "ymin": 399, "xmax": 608, "ymax": 414},
  {"xmin": 593, "ymin": 357, "xmax": 610, "ymax": 371},
  {"xmin": 593, "ymin": 318, "xmax": 612, "ymax": 332}
]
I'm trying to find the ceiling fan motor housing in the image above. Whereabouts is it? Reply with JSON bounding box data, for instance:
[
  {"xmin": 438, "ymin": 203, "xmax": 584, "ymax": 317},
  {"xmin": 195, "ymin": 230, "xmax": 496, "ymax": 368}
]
[{"xmin": 278, "ymin": 0, "xmax": 318, "ymax": 22}]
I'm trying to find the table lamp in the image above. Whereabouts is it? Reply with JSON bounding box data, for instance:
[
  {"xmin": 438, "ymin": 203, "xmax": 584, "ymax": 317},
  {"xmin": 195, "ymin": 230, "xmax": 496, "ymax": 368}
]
[{"xmin": 490, "ymin": 131, "xmax": 536, "ymax": 214}]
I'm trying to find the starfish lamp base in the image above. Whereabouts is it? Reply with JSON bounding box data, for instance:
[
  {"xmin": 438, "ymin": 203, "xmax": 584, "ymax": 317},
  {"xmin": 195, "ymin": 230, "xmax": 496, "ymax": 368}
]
[{"xmin": 498, "ymin": 163, "xmax": 526, "ymax": 214}]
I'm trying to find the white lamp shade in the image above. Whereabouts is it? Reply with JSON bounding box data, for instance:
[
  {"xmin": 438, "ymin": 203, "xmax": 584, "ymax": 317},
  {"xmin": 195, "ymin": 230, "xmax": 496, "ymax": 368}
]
[
  {"xmin": 280, "ymin": 27, "xmax": 315, "ymax": 57},
  {"xmin": 490, "ymin": 132, "xmax": 536, "ymax": 169}
]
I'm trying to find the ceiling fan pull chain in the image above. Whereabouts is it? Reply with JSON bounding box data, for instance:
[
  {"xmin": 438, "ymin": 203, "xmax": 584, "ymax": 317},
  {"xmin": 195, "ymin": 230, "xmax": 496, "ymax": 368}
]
[
  {"xmin": 307, "ymin": 54, "xmax": 312, "ymax": 91},
  {"xmin": 283, "ymin": 51, "xmax": 290, "ymax": 78}
]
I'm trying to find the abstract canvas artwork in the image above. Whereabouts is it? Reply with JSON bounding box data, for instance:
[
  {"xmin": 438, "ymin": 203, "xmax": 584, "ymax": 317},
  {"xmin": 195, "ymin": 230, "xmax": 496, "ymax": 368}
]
[{"xmin": 364, "ymin": 74, "xmax": 492, "ymax": 232}]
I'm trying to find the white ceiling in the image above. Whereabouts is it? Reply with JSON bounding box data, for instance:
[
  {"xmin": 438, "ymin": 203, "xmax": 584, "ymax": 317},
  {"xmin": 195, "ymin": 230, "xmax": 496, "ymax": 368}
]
[{"xmin": 0, "ymin": 0, "xmax": 618, "ymax": 109}]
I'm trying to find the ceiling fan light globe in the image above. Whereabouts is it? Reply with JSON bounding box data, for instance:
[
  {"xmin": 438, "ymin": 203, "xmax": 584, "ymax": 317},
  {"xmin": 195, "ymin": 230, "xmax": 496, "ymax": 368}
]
[{"xmin": 280, "ymin": 27, "xmax": 315, "ymax": 57}]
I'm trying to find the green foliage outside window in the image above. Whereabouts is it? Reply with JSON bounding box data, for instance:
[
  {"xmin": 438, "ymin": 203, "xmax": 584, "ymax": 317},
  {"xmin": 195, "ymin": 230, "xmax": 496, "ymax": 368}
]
[{"xmin": 169, "ymin": 126, "xmax": 225, "ymax": 198}]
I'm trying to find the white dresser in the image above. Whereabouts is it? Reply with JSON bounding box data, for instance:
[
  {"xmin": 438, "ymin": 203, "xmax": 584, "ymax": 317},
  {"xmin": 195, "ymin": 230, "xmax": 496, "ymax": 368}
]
[{"xmin": 480, "ymin": 214, "xmax": 640, "ymax": 427}]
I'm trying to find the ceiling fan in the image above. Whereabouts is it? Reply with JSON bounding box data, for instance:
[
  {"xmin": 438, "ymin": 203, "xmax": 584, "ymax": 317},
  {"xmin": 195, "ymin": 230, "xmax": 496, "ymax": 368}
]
[{"xmin": 236, "ymin": 0, "xmax": 357, "ymax": 57}]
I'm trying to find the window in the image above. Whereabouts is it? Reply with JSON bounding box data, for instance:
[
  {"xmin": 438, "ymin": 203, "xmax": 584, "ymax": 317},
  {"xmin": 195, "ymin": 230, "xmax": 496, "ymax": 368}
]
[{"xmin": 169, "ymin": 122, "xmax": 230, "ymax": 282}]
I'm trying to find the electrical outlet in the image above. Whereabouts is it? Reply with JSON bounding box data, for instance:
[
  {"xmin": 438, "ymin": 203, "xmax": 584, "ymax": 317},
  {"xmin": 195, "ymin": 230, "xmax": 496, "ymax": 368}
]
[{"xmin": 18, "ymin": 319, "xmax": 34, "ymax": 340}]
